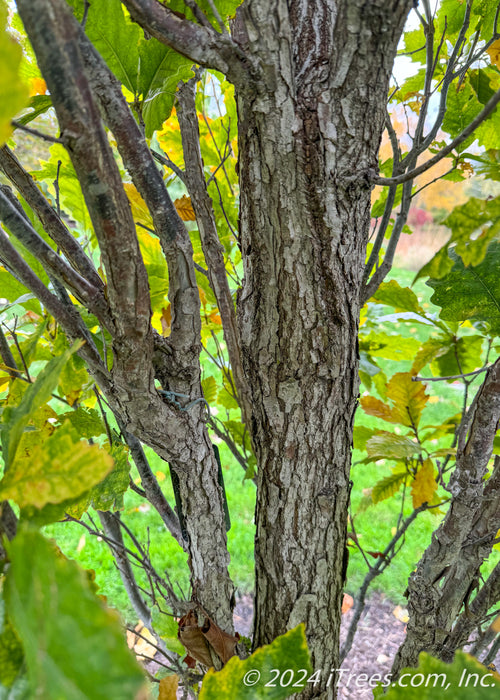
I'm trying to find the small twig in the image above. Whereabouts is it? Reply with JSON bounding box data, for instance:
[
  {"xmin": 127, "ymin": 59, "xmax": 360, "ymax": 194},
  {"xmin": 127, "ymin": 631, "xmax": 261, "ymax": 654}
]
[
  {"xmin": 81, "ymin": 0, "xmax": 90, "ymax": 28},
  {"xmin": 53, "ymin": 160, "xmax": 62, "ymax": 219},
  {"xmin": 413, "ymin": 366, "xmax": 490, "ymax": 383},
  {"xmin": 93, "ymin": 385, "xmax": 113, "ymax": 445},
  {"xmin": 11, "ymin": 120, "xmax": 63, "ymax": 144},
  {"xmin": 151, "ymin": 149, "xmax": 187, "ymax": 184}
]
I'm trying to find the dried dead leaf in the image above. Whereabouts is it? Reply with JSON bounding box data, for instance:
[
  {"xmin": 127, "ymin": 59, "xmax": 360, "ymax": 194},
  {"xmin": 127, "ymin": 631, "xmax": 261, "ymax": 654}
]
[
  {"xmin": 201, "ymin": 617, "xmax": 239, "ymax": 664},
  {"xmin": 178, "ymin": 610, "xmax": 213, "ymax": 667}
]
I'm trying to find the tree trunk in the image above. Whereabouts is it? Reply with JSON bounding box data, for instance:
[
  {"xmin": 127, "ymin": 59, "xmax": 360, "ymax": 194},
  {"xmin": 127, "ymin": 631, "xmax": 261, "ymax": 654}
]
[
  {"xmin": 392, "ymin": 359, "xmax": 500, "ymax": 676},
  {"xmin": 234, "ymin": 1, "xmax": 411, "ymax": 695}
]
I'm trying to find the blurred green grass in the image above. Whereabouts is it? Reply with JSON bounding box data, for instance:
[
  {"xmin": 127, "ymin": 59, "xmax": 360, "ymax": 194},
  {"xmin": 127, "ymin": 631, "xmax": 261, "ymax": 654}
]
[{"xmin": 44, "ymin": 267, "xmax": 497, "ymax": 620}]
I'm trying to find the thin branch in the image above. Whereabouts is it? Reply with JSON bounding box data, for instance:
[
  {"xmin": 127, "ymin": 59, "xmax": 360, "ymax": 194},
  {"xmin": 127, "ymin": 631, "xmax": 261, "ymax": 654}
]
[
  {"xmin": 11, "ymin": 119, "xmax": 63, "ymax": 144},
  {"xmin": 341, "ymin": 505, "xmax": 426, "ymax": 662},
  {"xmin": 114, "ymin": 413, "xmax": 185, "ymax": 547},
  {"xmin": 98, "ymin": 510, "xmax": 154, "ymax": 628},
  {"xmin": 374, "ymin": 88, "xmax": 500, "ymax": 186},
  {"xmin": 76, "ymin": 28, "xmax": 200, "ymax": 362},
  {"xmin": 0, "ymin": 323, "xmax": 22, "ymax": 379},
  {"xmin": 17, "ymin": 0, "xmax": 152, "ymax": 359},
  {"xmin": 414, "ymin": 366, "xmax": 491, "ymax": 383},
  {"xmin": 0, "ymin": 226, "xmax": 109, "ymax": 383},
  {"xmin": 121, "ymin": 0, "xmax": 257, "ymax": 85},
  {"xmin": 151, "ymin": 148, "xmax": 187, "ymax": 184},
  {"xmin": 177, "ymin": 78, "xmax": 252, "ymax": 427},
  {"xmin": 0, "ymin": 187, "xmax": 111, "ymax": 328}
]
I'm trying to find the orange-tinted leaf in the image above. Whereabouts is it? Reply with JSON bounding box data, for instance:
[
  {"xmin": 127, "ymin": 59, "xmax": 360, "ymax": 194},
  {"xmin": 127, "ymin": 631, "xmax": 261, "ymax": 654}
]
[
  {"xmin": 360, "ymin": 396, "xmax": 398, "ymax": 424},
  {"xmin": 342, "ymin": 594, "xmax": 353, "ymax": 614},
  {"xmin": 411, "ymin": 458, "xmax": 437, "ymax": 509},
  {"xmin": 386, "ymin": 372, "xmax": 428, "ymax": 428},
  {"xmin": 29, "ymin": 77, "xmax": 47, "ymax": 96},
  {"xmin": 174, "ymin": 195, "xmax": 196, "ymax": 221},
  {"xmin": 161, "ymin": 305, "xmax": 172, "ymax": 336},
  {"xmin": 159, "ymin": 675, "xmax": 179, "ymax": 700}
]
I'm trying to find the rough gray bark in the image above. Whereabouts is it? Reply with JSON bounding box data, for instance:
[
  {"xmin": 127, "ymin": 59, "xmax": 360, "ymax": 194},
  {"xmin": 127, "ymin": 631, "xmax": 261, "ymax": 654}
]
[
  {"xmin": 12, "ymin": 0, "xmax": 235, "ymax": 634},
  {"xmin": 232, "ymin": 2, "xmax": 411, "ymax": 695},
  {"xmin": 392, "ymin": 358, "xmax": 500, "ymax": 676}
]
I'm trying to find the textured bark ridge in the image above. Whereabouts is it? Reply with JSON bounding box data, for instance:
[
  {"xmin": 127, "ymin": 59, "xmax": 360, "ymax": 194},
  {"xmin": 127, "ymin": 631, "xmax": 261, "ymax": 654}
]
[
  {"xmin": 234, "ymin": 1, "xmax": 411, "ymax": 696},
  {"xmin": 392, "ymin": 358, "xmax": 500, "ymax": 676}
]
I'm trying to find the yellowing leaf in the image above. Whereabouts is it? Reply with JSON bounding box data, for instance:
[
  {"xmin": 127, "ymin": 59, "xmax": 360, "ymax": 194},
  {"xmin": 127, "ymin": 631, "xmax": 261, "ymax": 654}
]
[
  {"xmin": 366, "ymin": 432, "xmax": 421, "ymax": 460},
  {"xmin": 0, "ymin": 2, "xmax": 30, "ymax": 145},
  {"xmin": 411, "ymin": 458, "xmax": 437, "ymax": 509},
  {"xmin": 360, "ymin": 396, "xmax": 398, "ymax": 423},
  {"xmin": 372, "ymin": 471, "xmax": 407, "ymax": 504},
  {"xmin": 487, "ymin": 38, "xmax": 500, "ymax": 68},
  {"xmin": 0, "ymin": 421, "xmax": 114, "ymax": 509},
  {"xmin": 124, "ymin": 183, "xmax": 153, "ymax": 227},
  {"xmin": 174, "ymin": 195, "xmax": 196, "ymax": 221},
  {"xmin": 159, "ymin": 675, "xmax": 179, "ymax": 700},
  {"xmin": 386, "ymin": 372, "xmax": 428, "ymax": 428}
]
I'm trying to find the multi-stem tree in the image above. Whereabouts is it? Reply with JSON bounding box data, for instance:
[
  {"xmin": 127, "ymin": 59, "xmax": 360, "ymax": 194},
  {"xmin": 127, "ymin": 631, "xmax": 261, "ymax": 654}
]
[{"xmin": 1, "ymin": 1, "xmax": 500, "ymax": 698}]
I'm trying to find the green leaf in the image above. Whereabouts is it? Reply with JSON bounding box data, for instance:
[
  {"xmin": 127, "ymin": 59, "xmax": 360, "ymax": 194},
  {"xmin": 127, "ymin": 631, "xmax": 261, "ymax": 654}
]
[
  {"xmin": 414, "ymin": 245, "xmax": 454, "ymax": 283},
  {"xmin": 4, "ymin": 529, "xmax": 146, "ymax": 700},
  {"xmin": 0, "ymin": 268, "xmax": 40, "ymax": 314},
  {"xmin": 353, "ymin": 425, "xmax": 378, "ymax": 451},
  {"xmin": 0, "ymin": 598, "xmax": 24, "ymax": 689},
  {"xmin": 431, "ymin": 336, "xmax": 484, "ymax": 380},
  {"xmin": 88, "ymin": 442, "xmax": 130, "ymax": 512},
  {"xmin": 366, "ymin": 432, "xmax": 421, "ymax": 460},
  {"xmin": 202, "ymin": 376, "xmax": 218, "ymax": 404},
  {"xmin": 412, "ymin": 336, "xmax": 452, "ymax": 374},
  {"xmin": 59, "ymin": 406, "xmax": 106, "ymax": 439},
  {"xmin": 138, "ymin": 38, "xmax": 193, "ymax": 137},
  {"xmin": 441, "ymin": 196, "xmax": 500, "ymax": 267},
  {"xmin": 370, "ymin": 280, "xmax": 424, "ymax": 314},
  {"xmin": 374, "ymin": 651, "xmax": 500, "ymax": 698},
  {"xmin": 0, "ymin": 341, "xmax": 83, "ymax": 470},
  {"xmin": 0, "ymin": 421, "xmax": 114, "ymax": 509},
  {"xmin": 199, "ymin": 624, "xmax": 311, "ymax": 700},
  {"xmin": 0, "ymin": 1, "xmax": 29, "ymax": 145},
  {"xmin": 372, "ymin": 471, "xmax": 408, "ymax": 504},
  {"xmin": 427, "ymin": 243, "xmax": 500, "ymax": 336},
  {"xmin": 151, "ymin": 607, "xmax": 184, "ymax": 655},
  {"xmin": 360, "ymin": 332, "xmax": 421, "ymax": 362},
  {"xmin": 68, "ymin": 0, "xmax": 141, "ymax": 94},
  {"xmin": 16, "ymin": 94, "xmax": 52, "ymax": 126}
]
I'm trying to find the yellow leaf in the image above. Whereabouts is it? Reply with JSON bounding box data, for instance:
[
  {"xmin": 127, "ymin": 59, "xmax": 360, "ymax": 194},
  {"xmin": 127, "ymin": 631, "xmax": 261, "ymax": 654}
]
[
  {"xmin": 0, "ymin": 421, "xmax": 113, "ymax": 509},
  {"xmin": 393, "ymin": 605, "xmax": 409, "ymax": 623},
  {"xmin": 159, "ymin": 675, "xmax": 179, "ymax": 700},
  {"xmin": 411, "ymin": 458, "xmax": 437, "ymax": 509},
  {"xmin": 386, "ymin": 372, "xmax": 428, "ymax": 428},
  {"xmin": 0, "ymin": 2, "xmax": 30, "ymax": 145},
  {"xmin": 123, "ymin": 183, "xmax": 153, "ymax": 227},
  {"xmin": 174, "ymin": 194, "xmax": 196, "ymax": 221},
  {"xmin": 487, "ymin": 38, "xmax": 500, "ymax": 68}
]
